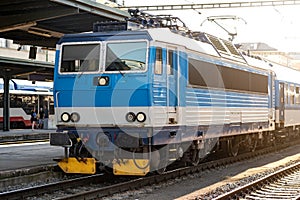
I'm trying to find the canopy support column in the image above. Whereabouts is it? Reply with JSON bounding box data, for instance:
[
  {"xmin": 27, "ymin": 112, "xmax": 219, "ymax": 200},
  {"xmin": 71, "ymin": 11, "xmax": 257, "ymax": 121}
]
[{"xmin": 3, "ymin": 75, "xmax": 10, "ymax": 131}]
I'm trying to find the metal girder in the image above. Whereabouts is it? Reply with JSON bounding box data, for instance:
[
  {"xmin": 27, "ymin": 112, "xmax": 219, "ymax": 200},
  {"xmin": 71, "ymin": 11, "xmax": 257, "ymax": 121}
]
[
  {"xmin": 0, "ymin": 56, "xmax": 54, "ymax": 69},
  {"xmin": 0, "ymin": 0, "xmax": 51, "ymax": 14},
  {"xmin": 9, "ymin": 35, "xmax": 57, "ymax": 48},
  {"xmin": 120, "ymin": 0, "xmax": 300, "ymax": 11},
  {"xmin": 51, "ymin": 0, "xmax": 130, "ymax": 21},
  {"xmin": 0, "ymin": 56, "xmax": 54, "ymax": 81}
]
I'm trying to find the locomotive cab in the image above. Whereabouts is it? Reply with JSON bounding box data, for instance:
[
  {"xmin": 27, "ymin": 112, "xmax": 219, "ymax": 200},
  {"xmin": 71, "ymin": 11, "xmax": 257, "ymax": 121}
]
[{"xmin": 51, "ymin": 21, "xmax": 179, "ymax": 174}]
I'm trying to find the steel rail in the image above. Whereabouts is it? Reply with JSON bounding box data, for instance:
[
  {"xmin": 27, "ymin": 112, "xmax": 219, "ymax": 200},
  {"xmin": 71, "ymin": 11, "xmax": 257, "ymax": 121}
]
[
  {"xmin": 0, "ymin": 173, "xmax": 113, "ymax": 200},
  {"xmin": 214, "ymin": 162, "xmax": 300, "ymax": 200}
]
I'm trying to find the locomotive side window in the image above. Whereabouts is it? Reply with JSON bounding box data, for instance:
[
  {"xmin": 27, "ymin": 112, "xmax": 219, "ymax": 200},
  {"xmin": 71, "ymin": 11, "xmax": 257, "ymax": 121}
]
[
  {"xmin": 250, "ymin": 73, "xmax": 268, "ymax": 94},
  {"xmin": 188, "ymin": 58, "xmax": 268, "ymax": 94},
  {"xmin": 188, "ymin": 58, "xmax": 222, "ymax": 88},
  {"xmin": 296, "ymin": 87, "xmax": 300, "ymax": 104},
  {"xmin": 155, "ymin": 47, "xmax": 162, "ymax": 74},
  {"xmin": 285, "ymin": 84, "xmax": 289, "ymax": 105},
  {"xmin": 60, "ymin": 44, "xmax": 100, "ymax": 73},
  {"xmin": 167, "ymin": 50, "xmax": 174, "ymax": 75},
  {"xmin": 290, "ymin": 85, "xmax": 295, "ymax": 104},
  {"xmin": 105, "ymin": 42, "xmax": 147, "ymax": 71}
]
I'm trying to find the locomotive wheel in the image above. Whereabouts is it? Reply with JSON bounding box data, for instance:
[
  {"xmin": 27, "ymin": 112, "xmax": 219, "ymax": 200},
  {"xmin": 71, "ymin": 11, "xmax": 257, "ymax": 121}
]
[
  {"xmin": 157, "ymin": 148, "xmax": 168, "ymax": 174},
  {"xmin": 190, "ymin": 149, "xmax": 201, "ymax": 166},
  {"xmin": 249, "ymin": 140, "xmax": 257, "ymax": 152},
  {"xmin": 227, "ymin": 139, "xmax": 239, "ymax": 157},
  {"xmin": 248, "ymin": 134, "xmax": 258, "ymax": 152},
  {"xmin": 156, "ymin": 162, "xmax": 167, "ymax": 174},
  {"xmin": 151, "ymin": 148, "xmax": 168, "ymax": 174}
]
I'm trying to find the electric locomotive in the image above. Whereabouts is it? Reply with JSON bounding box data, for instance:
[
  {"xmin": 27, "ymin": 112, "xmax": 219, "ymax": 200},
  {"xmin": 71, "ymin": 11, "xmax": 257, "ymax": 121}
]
[{"xmin": 50, "ymin": 10, "xmax": 300, "ymax": 175}]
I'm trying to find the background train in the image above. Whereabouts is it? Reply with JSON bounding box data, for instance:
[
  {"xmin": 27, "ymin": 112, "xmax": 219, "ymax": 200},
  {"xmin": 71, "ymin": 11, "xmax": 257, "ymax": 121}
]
[
  {"xmin": 50, "ymin": 10, "xmax": 300, "ymax": 175},
  {"xmin": 0, "ymin": 79, "xmax": 55, "ymax": 129}
]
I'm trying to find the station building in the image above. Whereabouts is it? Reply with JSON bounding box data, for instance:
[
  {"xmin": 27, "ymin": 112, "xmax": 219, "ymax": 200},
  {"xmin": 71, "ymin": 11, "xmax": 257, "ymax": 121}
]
[{"xmin": 240, "ymin": 42, "xmax": 300, "ymax": 70}]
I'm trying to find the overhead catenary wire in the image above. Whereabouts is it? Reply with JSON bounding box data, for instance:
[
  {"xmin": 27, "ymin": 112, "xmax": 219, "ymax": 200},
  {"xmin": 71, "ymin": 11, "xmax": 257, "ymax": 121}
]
[{"xmin": 119, "ymin": 0, "xmax": 300, "ymax": 11}]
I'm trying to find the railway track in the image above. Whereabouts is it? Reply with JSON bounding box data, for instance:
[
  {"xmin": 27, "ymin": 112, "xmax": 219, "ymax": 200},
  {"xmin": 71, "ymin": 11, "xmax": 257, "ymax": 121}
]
[
  {"xmin": 1, "ymin": 141, "xmax": 296, "ymax": 200},
  {"xmin": 215, "ymin": 162, "xmax": 300, "ymax": 200},
  {"xmin": 0, "ymin": 173, "xmax": 118, "ymax": 200}
]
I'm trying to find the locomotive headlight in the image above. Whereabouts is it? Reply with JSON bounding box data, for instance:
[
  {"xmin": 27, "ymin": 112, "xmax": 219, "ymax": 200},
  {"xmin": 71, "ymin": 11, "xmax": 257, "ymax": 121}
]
[
  {"xmin": 136, "ymin": 112, "xmax": 146, "ymax": 123},
  {"xmin": 70, "ymin": 112, "xmax": 80, "ymax": 122},
  {"xmin": 98, "ymin": 76, "xmax": 109, "ymax": 86},
  {"xmin": 125, "ymin": 112, "xmax": 136, "ymax": 122},
  {"xmin": 61, "ymin": 112, "xmax": 70, "ymax": 122}
]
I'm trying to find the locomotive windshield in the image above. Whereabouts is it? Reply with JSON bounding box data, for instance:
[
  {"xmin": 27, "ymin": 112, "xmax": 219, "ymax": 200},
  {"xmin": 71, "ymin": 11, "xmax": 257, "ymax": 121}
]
[
  {"xmin": 60, "ymin": 43, "xmax": 100, "ymax": 73},
  {"xmin": 105, "ymin": 41, "xmax": 147, "ymax": 71}
]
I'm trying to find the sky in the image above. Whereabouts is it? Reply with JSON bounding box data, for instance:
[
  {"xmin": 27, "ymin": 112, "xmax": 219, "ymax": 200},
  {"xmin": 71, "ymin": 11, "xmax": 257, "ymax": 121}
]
[{"xmin": 120, "ymin": 0, "xmax": 300, "ymax": 52}]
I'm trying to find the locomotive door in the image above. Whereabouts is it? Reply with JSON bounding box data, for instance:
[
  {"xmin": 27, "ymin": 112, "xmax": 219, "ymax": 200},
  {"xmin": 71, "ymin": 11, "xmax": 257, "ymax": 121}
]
[
  {"xmin": 279, "ymin": 82, "xmax": 285, "ymax": 123},
  {"xmin": 153, "ymin": 46, "xmax": 178, "ymax": 124},
  {"xmin": 166, "ymin": 47, "xmax": 178, "ymax": 123}
]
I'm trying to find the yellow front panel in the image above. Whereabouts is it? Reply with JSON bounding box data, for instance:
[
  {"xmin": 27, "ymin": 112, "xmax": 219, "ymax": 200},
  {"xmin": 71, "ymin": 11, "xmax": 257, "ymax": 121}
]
[
  {"xmin": 58, "ymin": 158, "xmax": 96, "ymax": 174},
  {"xmin": 113, "ymin": 159, "xmax": 150, "ymax": 176}
]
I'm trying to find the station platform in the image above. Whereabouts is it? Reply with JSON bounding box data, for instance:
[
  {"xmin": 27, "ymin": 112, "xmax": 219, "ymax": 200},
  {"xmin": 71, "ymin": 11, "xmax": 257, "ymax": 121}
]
[
  {"xmin": 0, "ymin": 128, "xmax": 62, "ymax": 173},
  {"xmin": 0, "ymin": 128, "xmax": 55, "ymax": 144}
]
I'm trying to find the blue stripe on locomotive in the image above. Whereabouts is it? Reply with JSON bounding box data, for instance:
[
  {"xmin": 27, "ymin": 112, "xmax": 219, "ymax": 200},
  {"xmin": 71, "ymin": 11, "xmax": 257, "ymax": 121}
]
[
  {"xmin": 54, "ymin": 49, "xmax": 60, "ymax": 107},
  {"xmin": 55, "ymin": 73, "xmax": 151, "ymax": 107},
  {"xmin": 178, "ymin": 51, "xmax": 188, "ymax": 107},
  {"xmin": 186, "ymin": 88, "xmax": 268, "ymax": 108}
]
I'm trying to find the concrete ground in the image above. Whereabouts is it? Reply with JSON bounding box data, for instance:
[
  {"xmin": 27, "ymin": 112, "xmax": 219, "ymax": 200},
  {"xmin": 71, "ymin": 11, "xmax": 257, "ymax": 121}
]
[{"xmin": 0, "ymin": 128, "xmax": 62, "ymax": 172}]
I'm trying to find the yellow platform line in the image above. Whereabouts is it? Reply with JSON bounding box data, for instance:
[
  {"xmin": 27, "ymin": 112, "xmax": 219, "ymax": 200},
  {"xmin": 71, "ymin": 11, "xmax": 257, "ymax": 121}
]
[{"xmin": 0, "ymin": 139, "xmax": 49, "ymax": 145}]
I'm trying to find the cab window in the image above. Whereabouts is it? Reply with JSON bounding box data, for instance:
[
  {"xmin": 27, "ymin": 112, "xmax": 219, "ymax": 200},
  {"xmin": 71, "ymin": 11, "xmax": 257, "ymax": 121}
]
[{"xmin": 60, "ymin": 44, "xmax": 100, "ymax": 73}]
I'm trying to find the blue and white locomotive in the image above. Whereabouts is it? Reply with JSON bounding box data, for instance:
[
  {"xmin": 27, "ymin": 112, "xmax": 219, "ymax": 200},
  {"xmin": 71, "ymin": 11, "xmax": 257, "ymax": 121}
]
[{"xmin": 50, "ymin": 11, "xmax": 300, "ymax": 175}]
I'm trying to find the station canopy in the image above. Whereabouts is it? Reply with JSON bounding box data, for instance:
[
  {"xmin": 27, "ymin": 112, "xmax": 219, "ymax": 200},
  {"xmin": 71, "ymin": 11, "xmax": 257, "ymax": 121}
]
[
  {"xmin": 0, "ymin": 0, "xmax": 129, "ymax": 48},
  {"xmin": 0, "ymin": 0, "xmax": 129, "ymax": 80}
]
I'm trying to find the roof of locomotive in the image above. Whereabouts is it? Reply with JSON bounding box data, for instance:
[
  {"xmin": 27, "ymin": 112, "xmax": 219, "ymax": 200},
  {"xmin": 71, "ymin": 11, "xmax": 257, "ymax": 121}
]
[
  {"xmin": 58, "ymin": 27, "xmax": 220, "ymax": 57},
  {"xmin": 57, "ymin": 29, "xmax": 152, "ymax": 44},
  {"xmin": 147, "ymin": 28, "xmax": 220, "ymax": 57}
]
